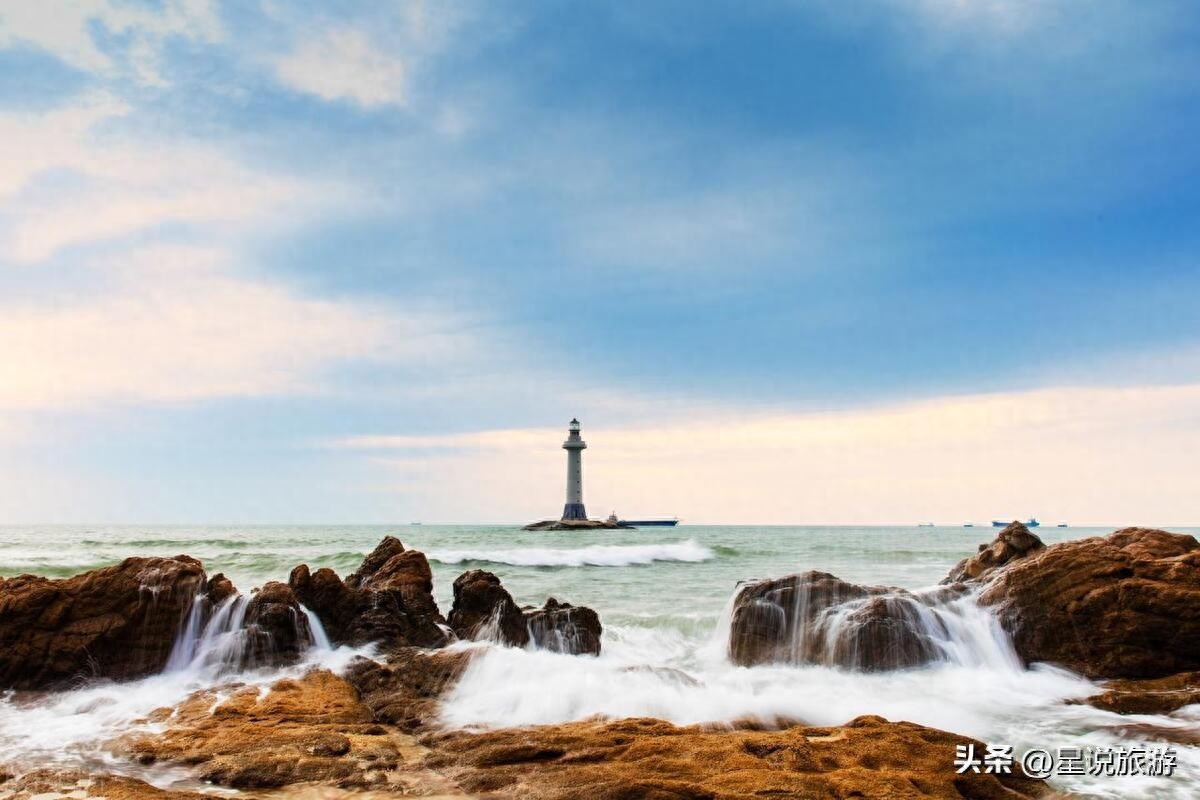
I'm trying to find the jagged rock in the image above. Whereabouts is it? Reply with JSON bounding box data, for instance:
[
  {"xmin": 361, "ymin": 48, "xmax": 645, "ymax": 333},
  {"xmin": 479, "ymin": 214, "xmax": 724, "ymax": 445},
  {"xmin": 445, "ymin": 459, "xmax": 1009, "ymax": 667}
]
[
  {"xmin": 978, "ymin": 527, "xmax": 1200, "ymax": 679},
  {"xmin": 344, "ymin": 648, "xmax": 475, "ymax": 733},
  {"xmin": 0, "ymin": 556, "xmax": 206, "ymax": 689},
  {"xmin": 448, "ymin": 570, "xmax": 529, "ymax": 647},
  {"xmin": 204, "ymin": 573, "xmax": 237, "ymax": 606},
  {"xmin": 423, "ymin": 715, "xmax": 1050, "ymax": 799},
  {"xmin": 1076, "ymin": 671, "xmax": 1200, "ymax": 715},
  {"xmin": 943, "ymin": 521, "xmax": 1044, "ymax": 584},
  {"xmin": 289, "ymin": 537, "xmax": 450, "ymax": 650},
  {"xmin": 729, "ymin": 571, "xmax": 960, "ymax": 671},
  {"xmin": 524, "ymin": 597, "xmax": 602, "ymax": 655},
  {"xmin": 241, "ymin": 582, "xmax": 314, "ymax": 668}
]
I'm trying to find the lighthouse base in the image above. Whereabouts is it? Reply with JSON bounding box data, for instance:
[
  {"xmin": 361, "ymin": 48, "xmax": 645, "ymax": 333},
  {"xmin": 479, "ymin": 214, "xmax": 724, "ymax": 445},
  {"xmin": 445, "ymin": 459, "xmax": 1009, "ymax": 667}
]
[{"xmin": 561, "ymin": 502, "xmax": 588, "ymax": 521}]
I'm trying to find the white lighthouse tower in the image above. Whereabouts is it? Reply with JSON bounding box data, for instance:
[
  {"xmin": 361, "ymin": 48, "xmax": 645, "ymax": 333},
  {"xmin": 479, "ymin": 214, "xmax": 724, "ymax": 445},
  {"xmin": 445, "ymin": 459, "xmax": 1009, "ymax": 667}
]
[{"xmin": 561, "ymin": 418, "xmax": 588, "ymax": 521}]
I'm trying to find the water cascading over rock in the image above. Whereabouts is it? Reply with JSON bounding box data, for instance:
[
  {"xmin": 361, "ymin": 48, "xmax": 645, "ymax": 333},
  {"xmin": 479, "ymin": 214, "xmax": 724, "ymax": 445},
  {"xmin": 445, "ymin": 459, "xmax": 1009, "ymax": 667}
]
[
  {"xmin": 969, "ymin": 527, "xmax": 1200, "ymax": 679},
  {"xmin": 727, "ymin": 570, "xmax": 1013, "ymax": 671},
  {"xmin": 525, "ymin": 598, "xmax": 602, "ymax": 656},
  {"xmin": 165, "ymin": 579, "xmax": 328, "ymax": 674},
  {"xmin": 0, "ymin": 556, "xmax": 207, "ymax": 689},
  {"xmin": 288, "ymin": 536, "xmax": 451, "ymax": 650},
  {"xmin": 447, "ymin": 570, "xmax": 604, "ymax": 655}
]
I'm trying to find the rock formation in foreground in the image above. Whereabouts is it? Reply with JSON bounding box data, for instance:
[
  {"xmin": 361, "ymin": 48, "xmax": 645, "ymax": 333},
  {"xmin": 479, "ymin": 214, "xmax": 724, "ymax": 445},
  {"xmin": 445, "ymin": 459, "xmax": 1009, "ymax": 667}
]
[
  {"xmin": 447, "ymin": 569, "xmax": 529, "ymax": 647},
  {"xmin": 966, "ymin": 527, "xmax": 1200, "ymax": 679},
  {"xmin": 943, "ymin": 520, "xmax": 1045, "ymax": 584},
  {"xmin": 289, "ymin": 536, "xmax": 450, "ymax": 651},
  {"xmin": 0, "ymin": 556, "xmax": 206, "ymax": 690},
  {"xmin": 728, "ymin": 570, "xmax": 962, "ymax": 671},
  {"xmin": 447, "ymin": 569, "xmax": 604, "ymax": 655},
  {"xmin": 1077, "ymin": 671, "xmax": 1200, "ymax": 716},
  {"xmin": 425, "ymin": 714, "xmax": 1050, "ymax": 800},
  {"xmin": 115, "ymin": 668, "xmax": 464, "ymax": 794},
  {"xmin": 524, "ymin": 597, "xmax": 602, "ymax": 655}
]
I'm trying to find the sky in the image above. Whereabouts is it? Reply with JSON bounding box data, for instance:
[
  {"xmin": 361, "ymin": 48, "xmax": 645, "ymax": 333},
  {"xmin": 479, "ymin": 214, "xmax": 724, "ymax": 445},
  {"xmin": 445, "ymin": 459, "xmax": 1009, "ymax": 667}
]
[{"xmin": 0, "ymin": 0, "xmax": 1198, "ymax": 525}]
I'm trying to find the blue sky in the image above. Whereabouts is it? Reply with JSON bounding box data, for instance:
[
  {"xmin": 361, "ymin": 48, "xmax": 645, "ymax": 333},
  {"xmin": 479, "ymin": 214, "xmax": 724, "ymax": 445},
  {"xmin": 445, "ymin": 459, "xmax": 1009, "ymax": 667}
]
[{"xmin": 1, "ymin": 1, "xmax": 1198, "ymax": 524}]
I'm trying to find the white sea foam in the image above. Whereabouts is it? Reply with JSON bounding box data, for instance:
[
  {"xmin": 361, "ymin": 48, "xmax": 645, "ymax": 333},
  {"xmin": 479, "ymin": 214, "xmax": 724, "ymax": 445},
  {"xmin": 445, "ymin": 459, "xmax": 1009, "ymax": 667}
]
[
  {"xmin": 0, "ymin": 643, "xmax": 371, "ymax": 783},
  {"xmin": 426, "ymin": 539, "xmax": 713, "ymax": 568},
  {"xmin": 440, "ymin": 593, "xmax": 1200, "ymax": 800}
]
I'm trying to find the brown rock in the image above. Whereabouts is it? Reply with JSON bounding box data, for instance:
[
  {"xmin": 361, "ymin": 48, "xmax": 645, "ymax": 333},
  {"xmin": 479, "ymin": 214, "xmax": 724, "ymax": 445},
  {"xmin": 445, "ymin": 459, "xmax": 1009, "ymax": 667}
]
[
  {"xmin": 423, "ymin": 715, "xmax": 1050, "ymax": 799},
  {"xmin": 1078, "ymin": 671, "xmax": 1200, "ymax": 715},
  {"xmin": 240, "ymin": 581, "xmax": 314, "ymax": 668},
  {"xmin": 728, "ymin": 570, "xmax": 960, "ymax": 671},
  {"xmin": 345, "ymin": 647, "xmax": 475, "ymax": 733},
  {"xmin": 0, "ymin": 556, "xmax": 206, "ymax": 689},
  {"xmin": 289, "ymin": 537, "xmax": 450, "ymax": 650},
  {"xmin": 203, "ymin": 573, "xmax": 237, "ymax": 606},
  {"xmin": 979, "ymin": 527, "xmax": 1200, "ymax": 678},
  {"xmin": 943, "ymin": 521, "xmax": 1044, "ymax": 584},
  {"xmin": 0, "ymin": 769, "xmax": 212, "ymax": 800},
  {"xmin": 114, "ymin": 669, "xmax": 462, "ymax": 793},
  {"xmin": 448, "ymin": 570, "xmax": 529, "ymax": 647},
  {"xmin": 524, "ymin": 597, "xmax": 602, "ymax": 655}
]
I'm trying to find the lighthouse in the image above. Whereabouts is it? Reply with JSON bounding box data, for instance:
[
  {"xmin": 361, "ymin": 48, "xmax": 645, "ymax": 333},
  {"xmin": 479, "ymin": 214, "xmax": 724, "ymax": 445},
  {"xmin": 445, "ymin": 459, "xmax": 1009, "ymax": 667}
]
[{"xmin": 561, "ymin": 418, "xmax": 588, "ymax": 520}]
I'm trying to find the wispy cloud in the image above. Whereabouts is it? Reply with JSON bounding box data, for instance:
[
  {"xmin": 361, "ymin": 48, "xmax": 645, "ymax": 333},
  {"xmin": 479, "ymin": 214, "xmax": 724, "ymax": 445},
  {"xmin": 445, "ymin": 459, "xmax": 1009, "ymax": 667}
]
[
  {"xmin": 274, "ymin": 28, "xmax": 406, "ymax": 108},
  {"xmin": 0, "ymin": 245, "xmax": 469, "ymax": 410},
  {"xmin": 0, "ymin": 0, "xmax": 221, "ymax": 83},
  {"xmin": 0, "ymin": 95, "xmax": 351, "ymax": 263}
]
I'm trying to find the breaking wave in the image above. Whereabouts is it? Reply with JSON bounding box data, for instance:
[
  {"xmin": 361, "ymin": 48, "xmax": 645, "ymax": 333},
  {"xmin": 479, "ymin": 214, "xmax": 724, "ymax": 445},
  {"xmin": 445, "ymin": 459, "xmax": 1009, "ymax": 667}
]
[{"xmin": 426, "ymin": 540, "xmax": 714, "ymax": 568}]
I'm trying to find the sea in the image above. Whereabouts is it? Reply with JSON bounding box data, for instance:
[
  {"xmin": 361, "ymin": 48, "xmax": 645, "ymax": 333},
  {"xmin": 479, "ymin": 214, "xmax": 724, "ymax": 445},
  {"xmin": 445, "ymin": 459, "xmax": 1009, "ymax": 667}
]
[{"xmin": 0, "ymin": 524, "xmax": 1197, "ymax": 798}]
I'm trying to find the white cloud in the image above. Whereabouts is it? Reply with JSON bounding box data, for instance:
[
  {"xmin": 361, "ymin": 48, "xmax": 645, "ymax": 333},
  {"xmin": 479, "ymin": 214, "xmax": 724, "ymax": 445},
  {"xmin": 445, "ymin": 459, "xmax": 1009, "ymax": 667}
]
[
  {"xmin": 0, "ymin": 95, "xmax": 347, "ymax": 263},
  {"xmin": 0, "ymin": 245, "xmax": 468, "ymax": 410},
  {"xmin": 0, "ymin": 0, "xmax": 221, "ymax": 82},
  {"xmin": 275, "ymin": 28, "xmax": 406, "ymax": 108},
  {"xmin": 335, "ymin": 383, "xmax": 1200, "ymax": 525}
]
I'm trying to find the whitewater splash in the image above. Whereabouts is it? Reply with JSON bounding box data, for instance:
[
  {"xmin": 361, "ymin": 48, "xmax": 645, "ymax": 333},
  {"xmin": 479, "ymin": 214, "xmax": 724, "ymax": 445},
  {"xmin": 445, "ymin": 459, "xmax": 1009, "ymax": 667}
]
[
  {"xmin": 439, "ymin": 587, "xmax": 1200, "ymax": 799},
  {"xmin": 427, "ymin": 539, "xmax": 713, "ymax": 568},
  {"xmin": 164, "ymin": 593, "xmax": 332, "ymax": 676},
  {"xmin": 0, "ymin": 588, "xmax": 355, "ymax": 780}
]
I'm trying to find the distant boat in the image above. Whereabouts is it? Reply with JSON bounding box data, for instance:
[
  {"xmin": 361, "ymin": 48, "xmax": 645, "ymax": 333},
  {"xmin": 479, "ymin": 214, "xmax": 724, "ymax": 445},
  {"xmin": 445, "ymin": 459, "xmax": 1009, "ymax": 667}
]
[
  {"xmin": 1056, "ymin": 523, "xmax": 1069, "ymax": 528},
  {"xmin": 992, "ymin": 518, "xmax": 1040, "ymax": 528},
  {"xmin": 963, "ymin": 523, "xmax": 975, "ymax": 528},
  {"xmin": 917, "ymin": 522, "xmax": 935, "ymax": 527}
]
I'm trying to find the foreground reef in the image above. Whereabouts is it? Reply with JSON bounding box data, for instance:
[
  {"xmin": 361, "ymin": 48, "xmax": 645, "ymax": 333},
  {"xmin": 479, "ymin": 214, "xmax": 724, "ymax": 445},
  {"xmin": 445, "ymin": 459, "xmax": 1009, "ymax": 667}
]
[{"xmin": 1, "ymin": 523, "xmax": 1198, "ymax": 798}]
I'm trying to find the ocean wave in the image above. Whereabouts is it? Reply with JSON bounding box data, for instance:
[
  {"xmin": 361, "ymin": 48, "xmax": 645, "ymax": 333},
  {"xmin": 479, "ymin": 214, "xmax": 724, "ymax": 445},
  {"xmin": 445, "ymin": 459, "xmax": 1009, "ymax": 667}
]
[{"xmin": 427, "ymin": 540, "xmax": 714, "ymax": 568}]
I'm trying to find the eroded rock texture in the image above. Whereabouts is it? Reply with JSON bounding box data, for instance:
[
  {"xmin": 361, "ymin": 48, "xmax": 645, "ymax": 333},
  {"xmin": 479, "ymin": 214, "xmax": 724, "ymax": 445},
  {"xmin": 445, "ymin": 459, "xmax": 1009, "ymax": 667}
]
[
  {"xmin": 977, "ymin": 527, "xmax": 1200, "ymax": 679},
  {"xmin": 289, "ymin": 536, "xmax": 450, "ymax": 650},
  {"xmin": 729, "ymin": 570, "xmax": 961, "ymax": 671},
  {"xmin": 425, "ymin": 715, "xmax": 1050, "ymax": 800},
  {"xmin": 0, "ymin": 556, "xmax": 206, "ymax": 689}
]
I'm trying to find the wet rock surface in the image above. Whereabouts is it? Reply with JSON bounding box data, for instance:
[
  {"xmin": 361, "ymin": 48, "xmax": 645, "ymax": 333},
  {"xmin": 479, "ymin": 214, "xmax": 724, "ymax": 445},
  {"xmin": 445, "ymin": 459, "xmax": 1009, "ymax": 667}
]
[
  {"xmin": 977, "ymin": 527, "xmax": 1200, "ymax": 679},
  {"xmin": 424, "ymin": 714, "xmax": 1050, "ymax": 800},
  {"xmin": 114, "ymin": 668, "xmax": 465, "ymax": 795},
  {"xmin": 345, "ymin": 647, "xmax": 475, "ymax": 733},
  {"xmin": 728, "ymin": 570, "xmax": 961, "ymax": 671},
  {"xmin": 0, "ymin": 769, "xmax": 210, "ymax": 800},
  {"xmin": 524, "ymin": 597, "xmax": 602, "ymax": 656},
  {"xmin": 240, "ymin": 581, "xmax": 314, "ymax": 668},
  {"xmin": 0, "ymin": 556, "xmax": 206, "ymax": 690},
  {"xmin": 944, "ymin": 521, "xmax": 1045, "ymax": 584},
  {"xmin": 448, "ymin": 569, "xmax": 529, "ymax": 647},
  {"xmin": 1077, "ymin": 671, "xmax": 1200, "ymax": 715},
  {"xmin": 289, "ymin": 536, "xmax": 451, "ymax": 651}
]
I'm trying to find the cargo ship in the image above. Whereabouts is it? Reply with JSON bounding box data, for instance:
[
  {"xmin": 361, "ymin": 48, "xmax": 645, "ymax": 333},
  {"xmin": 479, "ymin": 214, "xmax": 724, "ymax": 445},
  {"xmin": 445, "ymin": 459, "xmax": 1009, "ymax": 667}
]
[
  {"xmin": 992, "ymin": 518, "xmax": 1040, "ymax": 528},
  {"xmin": 608, "ymin": 513, "xmax": 679, "ymax": 527}
]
